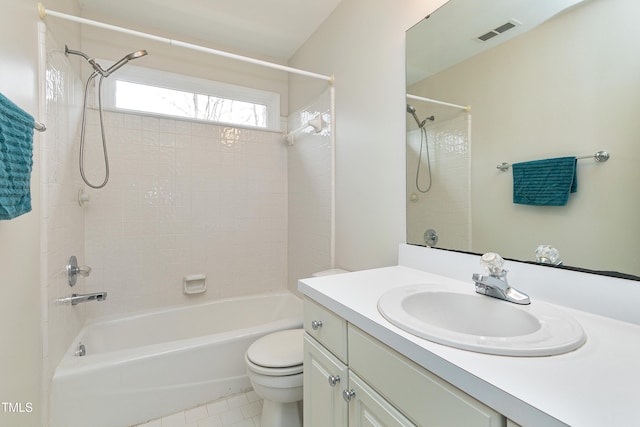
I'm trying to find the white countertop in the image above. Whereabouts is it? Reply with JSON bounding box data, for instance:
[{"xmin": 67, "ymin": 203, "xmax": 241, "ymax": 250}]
[{"xmin": 298, "ymin": 265, "xmax": 640, "ymax": 427}]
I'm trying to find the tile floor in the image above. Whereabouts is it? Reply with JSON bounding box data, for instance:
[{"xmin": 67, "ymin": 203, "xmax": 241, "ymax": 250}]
[{"xmin": 134, "ymin": 390, "xmax": 262, "ymax": 427}]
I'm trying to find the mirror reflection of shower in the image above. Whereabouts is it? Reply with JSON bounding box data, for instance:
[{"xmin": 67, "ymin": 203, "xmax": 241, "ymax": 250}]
[
  {"xmin": 65, "ymin": 46, "xmax": 148, "ymax": 189},
  {"xmin": 406, "ymin": 104, "xmax": 434, "ymax": 193}
]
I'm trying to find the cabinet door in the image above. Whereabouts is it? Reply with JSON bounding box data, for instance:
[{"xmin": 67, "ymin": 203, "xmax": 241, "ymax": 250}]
[
  {"xmin": 347, "ymin": 372, "xmax": 416, "ymax": 427},
  {"xmin": 304, "ymin": 333, "xmax": 349, "ymax": 427},
  {"xmin": 349, "ymin": 325, "xmax": 503, "ymax": 427}
]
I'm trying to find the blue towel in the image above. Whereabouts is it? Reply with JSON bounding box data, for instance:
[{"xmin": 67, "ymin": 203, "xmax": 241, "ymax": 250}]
[
  {"xmin": 512, "ymin": 156, "xmax": 577, "ymax": 206},
  {"xmin": 0, "ymin": 92, "xmax": 35, "ymax": 220}
]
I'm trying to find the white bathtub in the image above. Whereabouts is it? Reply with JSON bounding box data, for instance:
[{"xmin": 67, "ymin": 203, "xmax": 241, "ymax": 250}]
[{"xmin": 50, "ymin": 291, "xmax": 303, "ymax": 427}]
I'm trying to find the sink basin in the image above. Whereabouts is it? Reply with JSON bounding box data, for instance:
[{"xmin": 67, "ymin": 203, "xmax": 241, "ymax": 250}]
[{"xmin": 378, "ymin": 284, "xmax": 586, "ymax": 356}]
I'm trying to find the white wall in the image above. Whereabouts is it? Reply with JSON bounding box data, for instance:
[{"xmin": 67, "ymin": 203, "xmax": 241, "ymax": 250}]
[
  {"xmin": 0, "ymin": 2, "xmax": 43, "ymax": 425},
  {"xmin": 289, "ymin": 0, "xmax": 448, "ymax": 271},
  {"xmin": 1, "ymin": 2, "xmax": 44, "ymax": 425}
]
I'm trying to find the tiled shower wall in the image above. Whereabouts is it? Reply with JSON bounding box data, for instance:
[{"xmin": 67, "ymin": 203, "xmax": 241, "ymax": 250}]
[
  {"xmin": 406, "ymin": 114, "xmax": 471, "ymax": 250},
  {"xmin": 287, "ymin": 90, "xmax": 333, "ymax": 290},
  {"xmin": 41, "ymin": 19, "xmax": 331, "ymax": 398},
  {"xmin": 82, "ymin": 110, "xmax": 289, "ymax": 319},
  {"xmin": 40, "ymin": 24, "xmax": 87, "ymax": 413}
]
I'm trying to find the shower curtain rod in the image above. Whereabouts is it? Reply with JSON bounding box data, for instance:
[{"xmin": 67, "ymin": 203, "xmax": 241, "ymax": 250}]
[
  {"xmin": 37, "ymin": 3, "xmax": 334, "ymax": 84},
  {"xmin": 406, "ymin": 93, "xmax": 470, "ymax": 112}
]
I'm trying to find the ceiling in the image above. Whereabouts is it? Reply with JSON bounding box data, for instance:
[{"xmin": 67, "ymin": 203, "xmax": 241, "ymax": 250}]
[{"xmin": 78, "ymin": 0, "xmax": 343, "ymax": 60}]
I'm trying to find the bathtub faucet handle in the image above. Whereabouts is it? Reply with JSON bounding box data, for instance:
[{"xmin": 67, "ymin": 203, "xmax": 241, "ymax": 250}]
[
  {"xmin": 75, "ymin": 265, "xmax": 92, "ymax": 277},
  {"xmin": 67, "ymin": 255, "xmax": 92, "ymax": 287}
]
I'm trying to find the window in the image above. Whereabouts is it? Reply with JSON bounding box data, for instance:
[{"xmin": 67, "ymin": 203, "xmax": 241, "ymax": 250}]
[{"xmin": 99, "ymin": 61, "xmax": 281, "ymax": 131}]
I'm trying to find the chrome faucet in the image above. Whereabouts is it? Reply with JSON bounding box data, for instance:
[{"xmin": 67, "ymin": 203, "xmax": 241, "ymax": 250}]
[
  {"xmin": 56, "ymin": 292, "xmax": 107, "ymax": 305},
  {"xmin": 473, "ymin": 253, "xmax": 530, "ymax": 305}
]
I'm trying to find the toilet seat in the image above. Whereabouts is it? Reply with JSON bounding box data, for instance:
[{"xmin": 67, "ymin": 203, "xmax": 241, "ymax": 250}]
[{"xmin": 246, "ymin": 329, "xmax": 303, "ymax": 376}]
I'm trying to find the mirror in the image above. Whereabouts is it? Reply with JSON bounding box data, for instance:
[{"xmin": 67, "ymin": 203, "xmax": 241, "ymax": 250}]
[{"xmin": 406, "ymin": 0, "xmax": 640, "ymax": 278}]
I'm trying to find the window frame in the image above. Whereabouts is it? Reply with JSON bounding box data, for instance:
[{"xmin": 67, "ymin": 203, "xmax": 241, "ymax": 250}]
[{"xmin": 97, "ymin": 61, "xmax": 281, "ymax": 131}]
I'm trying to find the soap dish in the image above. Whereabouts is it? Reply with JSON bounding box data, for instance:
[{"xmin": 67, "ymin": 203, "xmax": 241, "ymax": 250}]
[{"xmin": 183, "ymin": 274, "xmax": 206, "ymax": 295}]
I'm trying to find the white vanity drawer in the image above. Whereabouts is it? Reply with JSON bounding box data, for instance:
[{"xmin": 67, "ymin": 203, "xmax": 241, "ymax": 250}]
[
  {"xmin": 348, "ymin": 325, "xmax": 503, "ymax": 427},
  {"xmin": 304, "ymin": 298, "xmax": 348, "ymax": 363}
]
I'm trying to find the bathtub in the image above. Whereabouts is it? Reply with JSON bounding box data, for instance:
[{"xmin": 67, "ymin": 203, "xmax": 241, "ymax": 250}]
[{"xmin": 50, "ymin": 291, "xmax": 303, "ymax": 427}]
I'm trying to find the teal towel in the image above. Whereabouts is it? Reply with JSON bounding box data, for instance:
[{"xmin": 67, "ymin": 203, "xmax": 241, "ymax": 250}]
[
  {"xmin": 0, "ymin": 92, "xmax": 35, "ymax": 220},
  {"xmin": 512, "ymin": 156, "xmax": 577, "ymax": 206}
]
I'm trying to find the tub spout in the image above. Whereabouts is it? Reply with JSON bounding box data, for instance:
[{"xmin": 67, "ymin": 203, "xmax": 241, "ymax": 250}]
[{"xmin": 56, "ymin": 292, "xmax": 107, "ymax": 305}]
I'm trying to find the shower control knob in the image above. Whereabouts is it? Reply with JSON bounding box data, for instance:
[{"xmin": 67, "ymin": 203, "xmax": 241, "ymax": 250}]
[
  {"xmin": 311, "ymin": 320, "xmax": 323, "ymax": 330},
  {"xmin": 328, "ymin": 375, "xmax": 340, "ymax": 387},
  {"xmin": 66, "ymin": 255, "xmax": 92, "ymax": 287}
]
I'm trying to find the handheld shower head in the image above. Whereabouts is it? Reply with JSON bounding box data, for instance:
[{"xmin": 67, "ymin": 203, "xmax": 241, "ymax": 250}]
[
  {"xmin": 407, "ymin": 104, "xmax": 434, "ymax": 128},
  {"xmin": 64, "ymin": 46, "xmax": 148, "ymax": 189},
  {"xmin": 127, "ymin": 50, "xmax": 148, "ymax": 60},
  {"xmin": 103, "ymin": 49, "xmax": 148, "ymax": 76},
  {"xmin": 64, "ymin": 46, "xmax": 148, "ymax": 77}
]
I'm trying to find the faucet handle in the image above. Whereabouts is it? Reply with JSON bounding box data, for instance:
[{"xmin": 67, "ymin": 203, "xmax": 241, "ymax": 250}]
[
  {"xmin": 76, "ymin": 265, "xmax": 92, "ymax": 277},
  {"xmin": 67, "ymin": 256, "xmax": 92, "ymax": 287},
  {"xmin": 480, "ymin": 252, "xmax": 506, "ymax": 276}
]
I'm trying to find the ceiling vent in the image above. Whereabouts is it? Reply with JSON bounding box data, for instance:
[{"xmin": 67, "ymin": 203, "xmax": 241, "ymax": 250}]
[{"xmin": 476, "ymin": 20, "xmax": 520, "ymax": 42}]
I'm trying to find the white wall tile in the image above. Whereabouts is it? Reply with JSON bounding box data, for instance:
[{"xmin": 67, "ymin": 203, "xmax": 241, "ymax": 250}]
[
  {"xmin": 41, "ymin": 29, "xmax": 87, "ymax": 414},
  {"xmin": 84, "ymin": 114, "xmax": 289, "ymax": 319},
  {"xmin": 287, "ymin": 91, "xmax": 334, "ymax": 292}
]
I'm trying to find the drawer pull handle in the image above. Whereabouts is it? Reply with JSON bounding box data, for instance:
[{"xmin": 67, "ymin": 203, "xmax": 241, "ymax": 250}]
[
  {"xmin": 328, "ymin": 375, "xmax": 340, "ymax": 387},
  {"xmin": 343, "ymin": 389, "xmax": 356, "ymax": 402},
  {"xmin": 311, "ymin": 320, "xmax": 323, "ymax": 330}
]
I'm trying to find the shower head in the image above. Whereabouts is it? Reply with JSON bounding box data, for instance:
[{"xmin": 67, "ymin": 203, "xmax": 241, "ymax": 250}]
[
  {"xmin": 64, "ymin": 45, "xmax": 148, "ymax": 77},
  {"xmin": 126, "ymin": 50, "xmax": 148, "ymax": 60},
  {"xmin": 407, "ymin": 103, "xmax": 434, "ymax": 128},
  {"xmin": 102, "ymin": 50, "xmax": 148, "ymax": 76}
]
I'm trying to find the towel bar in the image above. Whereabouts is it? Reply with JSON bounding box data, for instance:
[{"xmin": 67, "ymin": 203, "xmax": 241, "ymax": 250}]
[
  {"xmin": 34, "ymin": 121, "xmax": 46, "ymax": 132},
  {"xmin": 497, "ymin": 150, "xmax": 609, "ymax": 172}
]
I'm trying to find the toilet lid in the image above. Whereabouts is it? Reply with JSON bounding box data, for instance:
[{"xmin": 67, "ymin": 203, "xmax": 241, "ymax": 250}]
[{"xmin": 247, "ymin": 329, "xmax": 303, "ymax": 369}]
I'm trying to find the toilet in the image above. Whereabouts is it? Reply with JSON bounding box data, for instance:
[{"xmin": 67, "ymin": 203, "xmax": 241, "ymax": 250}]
[
  {"xmin": 245, "ymin": 270, "xmax": 348, "ymax": 426},
  {"xmin": 245, "ymin": 328, "xmax": 304, "ymax": 427}
]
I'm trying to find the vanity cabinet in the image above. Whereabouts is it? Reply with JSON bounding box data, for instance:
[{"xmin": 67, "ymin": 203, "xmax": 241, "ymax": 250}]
[
  {"xmin": 303, "ymin": 298, "xmax": 349, "ymax": 427},
  {"xmin": 304, "ymin": 333, "xmax": 415, "ymax": 427},
  {"xmin": 303, "ymin": 297, "xmax": 505, "ymax": 427},
  {"xmin": 303, "ymin": 334, "xmax": 348, "ymax": 426}
]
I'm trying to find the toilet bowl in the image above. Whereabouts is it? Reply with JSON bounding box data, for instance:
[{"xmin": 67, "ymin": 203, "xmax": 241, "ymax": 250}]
[{"xmin": 245, "ymin": 328, "xmax": 304, "ymax": 427}]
